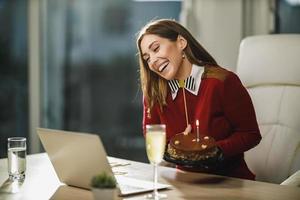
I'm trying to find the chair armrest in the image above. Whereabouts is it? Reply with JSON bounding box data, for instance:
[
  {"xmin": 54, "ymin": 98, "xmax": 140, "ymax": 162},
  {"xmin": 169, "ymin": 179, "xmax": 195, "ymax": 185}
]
[{"xmin": 280, "ymin": 170, "xmax": 300, "ymax": 187}]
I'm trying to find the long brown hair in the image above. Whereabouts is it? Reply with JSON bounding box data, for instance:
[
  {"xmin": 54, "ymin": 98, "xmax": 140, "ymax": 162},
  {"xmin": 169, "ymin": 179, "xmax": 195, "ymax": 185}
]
[{"xmin": 137, "ymin": 19, "xmax": 217, "ymax": 110}]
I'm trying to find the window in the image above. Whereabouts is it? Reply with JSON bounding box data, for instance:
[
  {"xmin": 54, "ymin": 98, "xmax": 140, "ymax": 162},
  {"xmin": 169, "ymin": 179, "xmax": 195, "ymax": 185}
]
[
  {"xmin": 0, "ymin": 0, "xmax": 28, "ymax": 158},
  {"xmin": 41, "ymin": 0, "xmax": 181, "ymax": 162}
]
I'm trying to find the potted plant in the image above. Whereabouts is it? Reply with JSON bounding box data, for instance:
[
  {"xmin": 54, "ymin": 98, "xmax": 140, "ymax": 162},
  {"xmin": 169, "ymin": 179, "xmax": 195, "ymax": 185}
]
[{"xmin": 91, "ymin": 172, "xmax": 118, "ymax": 200}]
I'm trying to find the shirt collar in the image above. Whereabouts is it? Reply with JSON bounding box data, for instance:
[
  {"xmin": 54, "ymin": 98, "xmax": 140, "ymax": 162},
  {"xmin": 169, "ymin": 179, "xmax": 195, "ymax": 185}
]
[{"xmin": 168, "ymin": 64, "xmax": 204, "ymax": 100}]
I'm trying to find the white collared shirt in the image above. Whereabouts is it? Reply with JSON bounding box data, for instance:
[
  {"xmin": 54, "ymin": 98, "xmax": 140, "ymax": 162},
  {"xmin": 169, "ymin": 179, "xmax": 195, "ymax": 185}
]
[{"xmin": 168, "ymin": 64, "xmax": 204, "ymax": 100}]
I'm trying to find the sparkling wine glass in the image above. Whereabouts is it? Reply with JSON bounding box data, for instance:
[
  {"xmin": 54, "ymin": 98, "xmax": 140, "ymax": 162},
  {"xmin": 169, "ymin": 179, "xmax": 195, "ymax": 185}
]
[{"xmin": 145, "ymin": 124, "xmax": 167, "ymax": 199}]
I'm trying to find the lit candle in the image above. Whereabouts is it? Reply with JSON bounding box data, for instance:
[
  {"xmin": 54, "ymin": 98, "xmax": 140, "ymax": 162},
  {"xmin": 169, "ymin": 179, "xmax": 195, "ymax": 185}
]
[{"xmin": 196, "ymin": 119, "xmax": 200, "ymax": 142}]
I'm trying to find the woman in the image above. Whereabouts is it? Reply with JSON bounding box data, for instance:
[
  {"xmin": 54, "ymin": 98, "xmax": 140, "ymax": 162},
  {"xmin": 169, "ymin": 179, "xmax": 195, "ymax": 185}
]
[{"xmin": 136, "ymin": 19, "xmax": 261, "ymax": 180}]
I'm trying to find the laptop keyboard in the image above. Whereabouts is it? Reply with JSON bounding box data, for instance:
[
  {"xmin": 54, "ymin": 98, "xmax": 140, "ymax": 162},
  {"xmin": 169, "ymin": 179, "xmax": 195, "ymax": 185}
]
[{"xmin": 118, "ymin": 183, "xmax": 146, "ymax": 192}]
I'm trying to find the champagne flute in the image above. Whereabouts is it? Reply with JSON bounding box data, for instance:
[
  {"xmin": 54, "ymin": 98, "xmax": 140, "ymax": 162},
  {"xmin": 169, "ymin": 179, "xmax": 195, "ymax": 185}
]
[{"xmin": 145, "ymin": 124, "xmax": 167, "ymax": 199}]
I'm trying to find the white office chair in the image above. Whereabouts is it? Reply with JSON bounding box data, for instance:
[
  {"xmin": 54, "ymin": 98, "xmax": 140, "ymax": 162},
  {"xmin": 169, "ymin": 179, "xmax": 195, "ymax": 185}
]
[{"xmin": 236, "ymin": 34, "xmax": 300, "ymax": 185}]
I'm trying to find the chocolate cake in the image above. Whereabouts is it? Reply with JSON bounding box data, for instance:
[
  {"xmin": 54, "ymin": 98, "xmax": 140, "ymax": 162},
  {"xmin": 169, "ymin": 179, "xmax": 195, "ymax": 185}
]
[{"xmin": 166, "ymin": 132, "xmax": 218, "ymax": 162}]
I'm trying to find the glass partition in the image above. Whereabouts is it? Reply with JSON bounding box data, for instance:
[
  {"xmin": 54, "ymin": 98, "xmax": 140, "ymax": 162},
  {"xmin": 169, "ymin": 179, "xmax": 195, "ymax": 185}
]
[
  {"xmin": 0, "ymin": 0, "xmax": 28, "ymax": 158},
  {"xmin": 40, "ymin": 0, "xmax": 181, "ymax": 162}
]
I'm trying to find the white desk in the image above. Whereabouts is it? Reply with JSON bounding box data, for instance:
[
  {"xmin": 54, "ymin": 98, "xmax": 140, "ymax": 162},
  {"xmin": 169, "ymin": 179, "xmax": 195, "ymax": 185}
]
[{"xmin": 0, "ymin": 153, "xmax": 299, "ymax": 200}]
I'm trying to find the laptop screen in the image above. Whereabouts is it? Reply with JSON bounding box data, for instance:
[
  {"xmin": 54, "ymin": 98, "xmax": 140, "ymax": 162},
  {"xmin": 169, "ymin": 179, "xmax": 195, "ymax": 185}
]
[{"xmin": 37, "ymin": 128, "xmax": 112, "ymax": 189}]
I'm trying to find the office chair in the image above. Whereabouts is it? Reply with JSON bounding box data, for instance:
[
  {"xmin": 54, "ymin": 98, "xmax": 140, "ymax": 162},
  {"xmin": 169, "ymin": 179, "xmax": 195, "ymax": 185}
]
[{"xmin": 236, "ymin": 34, "xmax": 300, "ymax": 185}]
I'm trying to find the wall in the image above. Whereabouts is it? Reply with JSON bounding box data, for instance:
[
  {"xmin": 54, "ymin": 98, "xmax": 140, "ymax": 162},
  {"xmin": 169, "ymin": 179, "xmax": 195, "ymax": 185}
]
[{"xmin": 181, "ymin": 0, "xmax": 275, "ymax": 71}]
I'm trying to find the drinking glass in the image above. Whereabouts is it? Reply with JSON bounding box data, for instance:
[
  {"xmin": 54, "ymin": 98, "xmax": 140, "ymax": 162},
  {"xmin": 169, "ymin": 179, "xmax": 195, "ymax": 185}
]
[
  {"xmin": 7, "ymin": 137, "xmax": 27, "ymax": 181},
  {"xmin": 145, "ymin": 124, "xmax": 167, "ymax": 199}
]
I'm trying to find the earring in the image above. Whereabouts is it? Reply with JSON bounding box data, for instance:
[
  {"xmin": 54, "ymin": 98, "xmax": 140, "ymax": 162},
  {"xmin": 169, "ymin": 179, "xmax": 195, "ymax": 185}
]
[{"xmin": 182, "ymin": 52, "xmax": 185, "ymax": 59}]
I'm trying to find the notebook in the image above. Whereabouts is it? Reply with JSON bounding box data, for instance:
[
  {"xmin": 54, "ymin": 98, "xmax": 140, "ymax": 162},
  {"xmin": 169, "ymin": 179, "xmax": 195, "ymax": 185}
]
[{"xmin": 37, "ymin": 128, "xmax": 171, "ymax": 196}]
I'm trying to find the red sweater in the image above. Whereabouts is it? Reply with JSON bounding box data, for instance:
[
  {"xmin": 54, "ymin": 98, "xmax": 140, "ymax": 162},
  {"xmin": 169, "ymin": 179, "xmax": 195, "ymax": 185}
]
[{"xmin": 143, "ymin": 66, "xmax": 261, "ymax": 180}]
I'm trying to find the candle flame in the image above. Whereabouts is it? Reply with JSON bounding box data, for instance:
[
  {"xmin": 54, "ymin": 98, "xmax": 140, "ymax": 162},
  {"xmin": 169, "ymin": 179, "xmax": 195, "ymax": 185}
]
[{"xmin": 196, "ymin": 119, "xmax": 199, "ymax": 126}]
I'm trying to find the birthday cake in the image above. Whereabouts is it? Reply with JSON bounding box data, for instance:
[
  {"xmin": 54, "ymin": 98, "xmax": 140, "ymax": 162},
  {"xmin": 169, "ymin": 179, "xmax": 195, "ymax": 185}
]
[{"xmin": 166, "ymin": 132, "xmax": 218, "ymax": 162}]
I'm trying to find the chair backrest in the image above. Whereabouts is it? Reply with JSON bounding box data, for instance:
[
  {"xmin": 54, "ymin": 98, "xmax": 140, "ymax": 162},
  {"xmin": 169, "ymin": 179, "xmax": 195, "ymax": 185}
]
[{"xmin": 236, "ymin": 34, "xmax": 300, "ymax": 184}]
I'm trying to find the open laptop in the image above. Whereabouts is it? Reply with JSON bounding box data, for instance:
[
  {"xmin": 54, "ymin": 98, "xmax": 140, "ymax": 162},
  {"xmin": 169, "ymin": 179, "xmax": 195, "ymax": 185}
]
[{"xmin": 37, "ymin": 128, "xmax": 171, "ymax": 196}]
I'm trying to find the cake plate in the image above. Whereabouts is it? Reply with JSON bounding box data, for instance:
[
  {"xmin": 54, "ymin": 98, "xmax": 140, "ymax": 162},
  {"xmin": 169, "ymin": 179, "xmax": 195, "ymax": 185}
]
[{"xmin": 163, "ymin": 148, "xmax": 224, "ymax": 170}]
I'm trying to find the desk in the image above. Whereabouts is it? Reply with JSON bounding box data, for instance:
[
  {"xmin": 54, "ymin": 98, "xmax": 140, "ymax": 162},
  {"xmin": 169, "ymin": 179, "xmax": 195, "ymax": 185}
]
[{"xmin": 0, "ymin": 153, "xmax": 299, "ymax": 200}]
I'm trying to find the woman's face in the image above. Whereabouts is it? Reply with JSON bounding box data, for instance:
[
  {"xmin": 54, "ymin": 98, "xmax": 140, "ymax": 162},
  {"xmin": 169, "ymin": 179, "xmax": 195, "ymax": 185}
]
[{"xmin": 140, "ymin": 34, "xmax": 186, "ymax": 80}]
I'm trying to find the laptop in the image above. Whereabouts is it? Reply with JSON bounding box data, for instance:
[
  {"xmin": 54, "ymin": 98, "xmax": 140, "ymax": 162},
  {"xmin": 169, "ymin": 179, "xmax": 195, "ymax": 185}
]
[{"xmin": 37, "ymin": 128, "xmax": 171, "ymax": 196}]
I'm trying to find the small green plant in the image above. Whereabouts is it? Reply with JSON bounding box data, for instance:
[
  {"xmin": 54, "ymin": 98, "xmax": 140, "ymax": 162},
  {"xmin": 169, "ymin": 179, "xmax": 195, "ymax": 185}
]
[{"xmin": 91, "ymin": 172, "xmax": 117, "ymax": 189}]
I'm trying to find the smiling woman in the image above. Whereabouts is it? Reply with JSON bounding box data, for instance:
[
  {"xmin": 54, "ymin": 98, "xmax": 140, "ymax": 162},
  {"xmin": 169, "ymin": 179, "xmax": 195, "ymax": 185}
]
[
  {"xmin": 136, "ymin": 19, "xmax": 262, "ymax": 180},
  {"xmin": 140, "ymin": 34, "xmax": 189, "ymax": 80},
  {"xmin": 136, "ymin": 19, "xmax": 217, "ymax": 109}
]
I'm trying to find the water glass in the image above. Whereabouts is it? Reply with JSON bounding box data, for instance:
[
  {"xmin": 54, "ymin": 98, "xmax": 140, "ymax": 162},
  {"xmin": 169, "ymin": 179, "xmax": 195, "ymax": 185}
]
[{"xmin": 7, "ymin": 137, "xmax": 27, "ymax": 181}]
